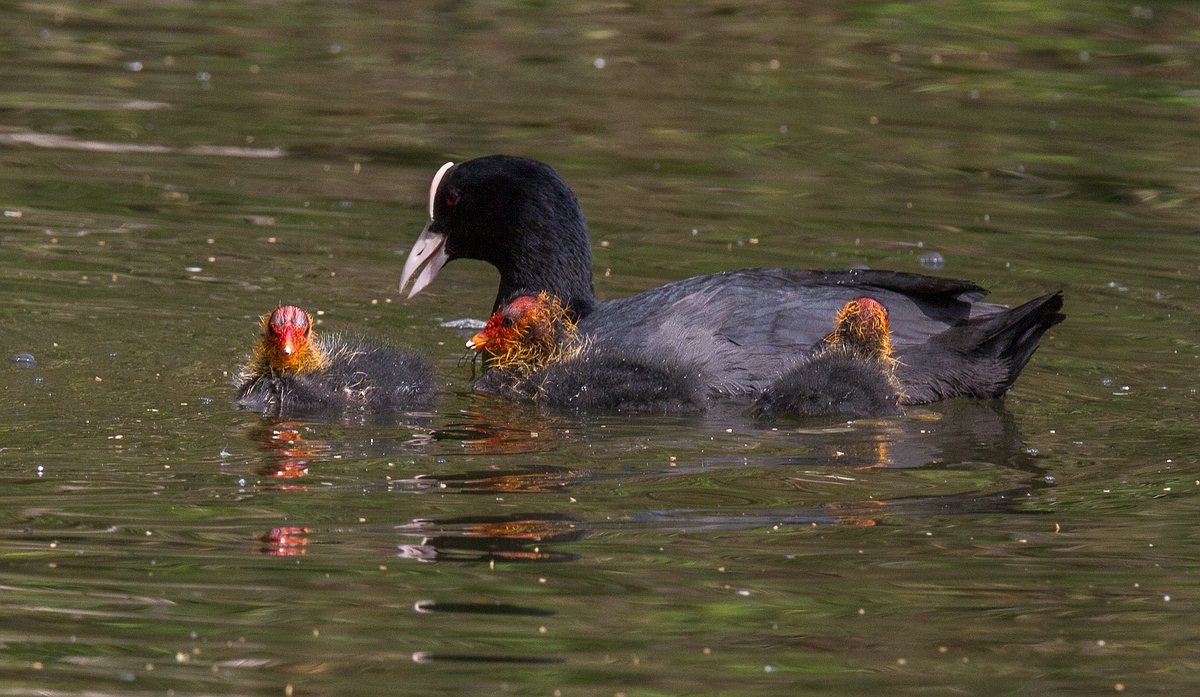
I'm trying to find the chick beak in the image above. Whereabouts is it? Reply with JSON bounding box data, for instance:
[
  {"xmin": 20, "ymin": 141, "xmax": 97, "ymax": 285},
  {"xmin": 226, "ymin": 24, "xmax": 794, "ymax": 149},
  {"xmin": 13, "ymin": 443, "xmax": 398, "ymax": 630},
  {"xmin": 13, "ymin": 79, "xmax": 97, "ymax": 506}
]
[
  {"xmin": 279, "ymin": 327, "xmax": 300, "ymax": 358},
  {"xmin": 466, "ymin": 331, "xmax": 487, "ymax": 351}
]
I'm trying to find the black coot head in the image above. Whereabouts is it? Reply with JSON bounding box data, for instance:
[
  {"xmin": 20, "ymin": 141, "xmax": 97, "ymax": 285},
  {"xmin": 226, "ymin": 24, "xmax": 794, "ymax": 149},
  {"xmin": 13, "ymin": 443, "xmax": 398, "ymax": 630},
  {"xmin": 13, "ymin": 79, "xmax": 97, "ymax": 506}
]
[
  {"xmin": 400, "ymin": 155, "xmax": 597, "ymax": 315},
  {"xmin": 433, "ymin": 157, "xmax": 565, "ymax": 263}
]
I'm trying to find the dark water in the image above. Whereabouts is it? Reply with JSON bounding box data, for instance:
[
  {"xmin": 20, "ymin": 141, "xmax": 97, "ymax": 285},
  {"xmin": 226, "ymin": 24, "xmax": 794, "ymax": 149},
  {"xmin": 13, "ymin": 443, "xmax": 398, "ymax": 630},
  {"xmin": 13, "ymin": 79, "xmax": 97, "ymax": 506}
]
[{"xmin": 3, "ymin": 2, "xmax": 1200, "ymax": 694}]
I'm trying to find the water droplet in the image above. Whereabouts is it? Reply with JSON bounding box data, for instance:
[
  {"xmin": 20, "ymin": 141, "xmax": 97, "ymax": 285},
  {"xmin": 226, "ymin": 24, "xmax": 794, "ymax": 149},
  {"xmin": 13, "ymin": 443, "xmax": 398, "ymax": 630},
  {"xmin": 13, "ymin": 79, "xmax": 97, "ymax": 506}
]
[{"xmin": 919, "ymin": 252, "xmax": 945, "ymax": 270}]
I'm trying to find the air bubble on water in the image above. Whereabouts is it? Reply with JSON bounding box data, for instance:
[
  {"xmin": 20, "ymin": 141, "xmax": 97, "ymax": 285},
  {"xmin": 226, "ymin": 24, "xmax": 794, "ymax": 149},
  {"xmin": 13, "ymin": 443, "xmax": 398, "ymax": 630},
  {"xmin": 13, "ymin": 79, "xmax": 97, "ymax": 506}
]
[
  {"xmin": 10, "ymin": 352, "xmax": 36, "ymax": 367},
  {"xmin": 919, "ymin": 252, "xmax": 945, "ymax": 270}
]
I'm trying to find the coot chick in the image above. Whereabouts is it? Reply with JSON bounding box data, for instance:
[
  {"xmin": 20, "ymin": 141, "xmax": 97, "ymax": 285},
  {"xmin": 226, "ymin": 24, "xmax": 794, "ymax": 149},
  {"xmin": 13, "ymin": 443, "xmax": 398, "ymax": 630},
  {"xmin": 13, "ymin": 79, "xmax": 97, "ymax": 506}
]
[
  {"xmin": 236, "ymin": 306, "xmax": 434, "ymax": 414},
  {"xmin": 469, "ymin": 293, "xmax": 708, "ymax": 412},
  {"xmin": 754, "ymin": 297, "xmax": 902, "ymax": 418},
  {"xmin": 401, "ymin": 156, "xmax": 1064, "ymax": 403}
]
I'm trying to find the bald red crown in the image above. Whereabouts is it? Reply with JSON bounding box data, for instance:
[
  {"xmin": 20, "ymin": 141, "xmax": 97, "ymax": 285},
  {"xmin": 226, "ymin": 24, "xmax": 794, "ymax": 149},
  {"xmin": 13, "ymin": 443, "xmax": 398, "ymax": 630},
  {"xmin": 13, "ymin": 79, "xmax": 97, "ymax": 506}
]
[
  {"xmin": 264, "ymin": 305, "xmax": 315, "ymax": 367},
  {"xmin": 468, "ymin": 295, "xmax": 542, "ymax": 352}
]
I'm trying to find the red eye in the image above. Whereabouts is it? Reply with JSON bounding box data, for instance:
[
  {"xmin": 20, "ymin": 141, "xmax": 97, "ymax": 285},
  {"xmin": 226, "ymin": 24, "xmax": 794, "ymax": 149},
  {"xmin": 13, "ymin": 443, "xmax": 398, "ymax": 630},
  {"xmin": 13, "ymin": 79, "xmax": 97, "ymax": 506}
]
[{"xmin": 445, "ymin": 192, "xmax": 459, "ymax": 207}]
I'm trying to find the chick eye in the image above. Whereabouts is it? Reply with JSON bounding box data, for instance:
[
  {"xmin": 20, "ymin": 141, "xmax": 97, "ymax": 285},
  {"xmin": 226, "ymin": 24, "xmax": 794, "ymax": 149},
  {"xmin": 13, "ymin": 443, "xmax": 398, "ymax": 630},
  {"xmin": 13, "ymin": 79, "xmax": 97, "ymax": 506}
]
[
  {"xmin": 444, "ymin": 191, "xmax": 459, "ymax": 207},
  {"xmin": 501, "ymin": 317, "xmax": 514, "ymax": 328}
]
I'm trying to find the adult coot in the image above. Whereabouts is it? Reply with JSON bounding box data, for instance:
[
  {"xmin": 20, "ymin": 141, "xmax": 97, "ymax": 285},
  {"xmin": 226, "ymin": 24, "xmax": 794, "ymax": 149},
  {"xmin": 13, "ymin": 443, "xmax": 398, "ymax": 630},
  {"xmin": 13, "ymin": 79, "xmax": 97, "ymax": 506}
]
[
  {"xmin": 236, "ymin": 305, "xmax": 434, "ymax": 414},
  {"xmin": 402, "ymin": 156, "xmax": 1064, "ymax": 403}
]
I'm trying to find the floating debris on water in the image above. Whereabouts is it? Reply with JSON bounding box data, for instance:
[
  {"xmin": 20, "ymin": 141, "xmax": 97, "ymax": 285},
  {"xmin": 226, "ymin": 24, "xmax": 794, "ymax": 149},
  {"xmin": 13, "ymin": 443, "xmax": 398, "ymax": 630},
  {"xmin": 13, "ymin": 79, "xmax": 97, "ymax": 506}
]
[{"xmin": 441, "ymin": 318, "xmax": 486, "ymax": 329}]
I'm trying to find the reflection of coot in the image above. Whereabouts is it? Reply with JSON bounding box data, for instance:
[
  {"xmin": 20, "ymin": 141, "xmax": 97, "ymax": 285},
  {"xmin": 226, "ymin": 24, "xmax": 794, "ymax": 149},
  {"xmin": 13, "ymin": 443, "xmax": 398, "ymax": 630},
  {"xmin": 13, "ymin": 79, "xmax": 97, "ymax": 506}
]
[
  {"xmin": 401, "ymin": 155, "xmax": 1064, "ymax": 404},
  {"xmin": 236, "ymin": 306, "xmax": 434, "ymax": 414},
  {"xmin": 398, "ymin": 514, "xmax": 585, "ymax": 564}
]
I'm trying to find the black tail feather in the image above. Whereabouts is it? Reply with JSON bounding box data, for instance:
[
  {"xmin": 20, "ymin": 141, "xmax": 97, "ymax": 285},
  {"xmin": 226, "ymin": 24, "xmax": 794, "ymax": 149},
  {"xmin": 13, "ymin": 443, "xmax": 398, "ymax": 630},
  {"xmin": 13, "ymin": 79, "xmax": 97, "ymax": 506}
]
[
  {"xmin": 961, "ymin": 291, "xmax": 1065, "ymax": 376},
  {"xmin": 896, "ymin": 292, "xmax": 1064, "ymax": 403}
]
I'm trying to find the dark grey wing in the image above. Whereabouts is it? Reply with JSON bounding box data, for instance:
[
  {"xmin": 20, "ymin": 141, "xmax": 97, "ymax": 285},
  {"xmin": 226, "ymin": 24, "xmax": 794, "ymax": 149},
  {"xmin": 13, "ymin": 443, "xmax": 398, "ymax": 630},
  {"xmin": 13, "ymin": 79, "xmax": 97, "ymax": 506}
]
[{"xmin": 581, "ymin": 268, "xmax": 1011, "ymax": 396}]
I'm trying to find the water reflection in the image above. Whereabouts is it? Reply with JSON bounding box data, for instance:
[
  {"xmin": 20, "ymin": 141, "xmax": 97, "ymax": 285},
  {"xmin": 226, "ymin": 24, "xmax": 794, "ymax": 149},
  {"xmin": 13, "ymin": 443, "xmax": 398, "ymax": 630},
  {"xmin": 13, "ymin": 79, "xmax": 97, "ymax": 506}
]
[
  {"xmin": 259, "ymin": 526, "xmax": 309, "ymax": 556},
  {"xmin": 763, "ymin": 399, "xmax": 1043, "ymax": 473},
  {"xmin": 412, "ymin": 600, "xmax": 555, "ymax": 617},
  {"xmin": 451, "ymin": 392, "xmax": 1040, "ymax": 472},
  {"xmin": 249, "ymin": 422, "xmax": 320, "ymax": 482},
  {"xmin": 396, "ymin": 514, "xmax": 584, "ymax": 564},
  {"xmin": 435, "ymin": 466, "xmax": 589, "ymax": 494},
  {"xmin": 241, "ymin": 417, "xmax": 434, "ymax": 485},
  {"xmin": 632, "ymin": 486, "xmax": 1045, "ymax": 531}
]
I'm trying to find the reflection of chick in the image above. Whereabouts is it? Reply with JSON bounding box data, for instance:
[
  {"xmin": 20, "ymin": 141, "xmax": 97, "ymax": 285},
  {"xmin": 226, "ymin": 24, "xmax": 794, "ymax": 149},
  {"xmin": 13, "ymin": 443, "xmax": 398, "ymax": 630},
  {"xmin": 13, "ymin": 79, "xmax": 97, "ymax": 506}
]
[
  {"xmin": 754, "ymin": 297, "xmax": 902, "ymax": 418},
  {"xmin": 468, "ymin": 292, "xmax": 707, "ymax": 412},
  {"xmin": 236, "ymin": 305, "xmax": 434, "ymax": 414}
]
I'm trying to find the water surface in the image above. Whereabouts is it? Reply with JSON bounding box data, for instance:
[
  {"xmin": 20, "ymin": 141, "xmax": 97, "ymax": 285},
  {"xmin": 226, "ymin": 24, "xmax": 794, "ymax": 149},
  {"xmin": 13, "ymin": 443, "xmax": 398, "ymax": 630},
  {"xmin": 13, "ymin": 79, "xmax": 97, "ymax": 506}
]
[{"xmin": 3, "ymin": 2, "xmax": 1200, "ymax": 695}]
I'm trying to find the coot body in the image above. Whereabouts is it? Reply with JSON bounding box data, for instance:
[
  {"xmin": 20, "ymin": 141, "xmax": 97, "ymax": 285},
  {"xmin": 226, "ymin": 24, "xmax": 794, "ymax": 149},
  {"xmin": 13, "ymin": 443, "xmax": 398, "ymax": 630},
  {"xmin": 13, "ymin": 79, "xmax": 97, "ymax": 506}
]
[
  {"xmin": 236, "ymin": 306, "xmax": 434, "ymax": 414},
  {"xmin": 403, "ymin": 156, "xmax": 1063, "ymax": 403}
]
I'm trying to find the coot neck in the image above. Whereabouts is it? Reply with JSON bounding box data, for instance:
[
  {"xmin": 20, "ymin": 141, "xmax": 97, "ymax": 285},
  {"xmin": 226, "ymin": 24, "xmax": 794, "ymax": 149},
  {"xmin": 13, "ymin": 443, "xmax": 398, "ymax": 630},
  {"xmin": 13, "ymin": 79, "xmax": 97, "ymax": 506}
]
[{"xmin": 491, "ymin": 205, "xmax": 598, "ymax": 320}]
